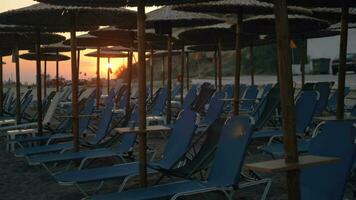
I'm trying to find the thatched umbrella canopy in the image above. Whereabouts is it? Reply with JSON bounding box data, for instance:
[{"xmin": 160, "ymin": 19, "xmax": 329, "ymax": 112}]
[
  {"xmin": 174, "ymin": 0, "xmax": 312, "ymax": 116},
  {"xmin": 20, "ymin": 52, "xmax": 70, "ymax": 61},
  {"xmin": 20, "ymin": 52, "xmax": 70, "ymax": 96},
  {"xmin": 0, "ymin": 31, "xmax": 64, "ymax": 121},
  {"xmin": 311, "ymin": 7, "xmax": 356, "ymax": 23},
  {"xmin": 0, "ymin": 2, "xmax": 136, "ymax": 149},
  {"xmin": 259, "ymin": 0, "xmax": 356, "ymax": 7},
  {"xmin": 330, "ymin": 22, "xmax": 356, "ymax": 30},
  {"xmin": 146, "ymin": 6, "xmax": 223, "ymax": 122},
  {"xmin": 28, "ymin": 42, "xmax": 84, "ymax": 91},
  {"xmin": 243, "ymin": 15, "xmax": 330, "ymax": 34},
  {"xmin": 36, "ymin": 0, "xmax": 215, "ymax": 187}
]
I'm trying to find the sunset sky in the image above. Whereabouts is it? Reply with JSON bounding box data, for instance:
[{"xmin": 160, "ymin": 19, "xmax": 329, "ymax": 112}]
[{"xmin": 1, "ymin": 0, "xmax": 158, "ymax": 84}]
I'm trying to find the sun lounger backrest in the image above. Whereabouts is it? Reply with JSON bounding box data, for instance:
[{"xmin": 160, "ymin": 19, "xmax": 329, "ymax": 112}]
[
  {"xmin": 78, "ymin": 97, "xmax": 96, "ymax": 134},
  {"xmin": 182, "ymin": 87, "xmax": 197, "ymax": 109},
  {"xmin": 223, "ymin": 84, "xmax": 234, "ymax": 99},
  {"xmin": 43, "ymin": 91, "xmax": 62, "ymax": 126},
  {"xmin": 240, "ymin": 85, "xmax": 259, "ymax": 110},
  {"xmin": 239, "ymin": 84, "xmax": 247, "ymax": 98},
  {"xmin": 151, "ymin": 87, "xmax": 168, "ymax": 116},
  {"xmin": 90, "ymin": 100, "xmax": 114, "ymax": 144},
  {"xmin": 295, "ymin": 91, "xmax": 318, "ymax": 133},
  {"xmin": 115, "ymin": 107, "xmax": 139, "ymax": 153},
  {"xmin": 172, "ymin": 84, "xmax": 181, "ymax": 99},
  {"xmin": 327, "ymin": 87, "xmax": 350, "ymax": 112},
  {"xmin": 313, "ymin": 82, "xmax": 333, "ymax": 115},
  {"xmin": 300, "ymin": 121, "xmax": 356, "ymax": 200},
  {"xmin": 159, "ymin": 109, "xmax": 197, "ymax": 169},
  {"xmin": 261, "ymin": 84, "xmax": 273, "ymax": 98},
  {"xmin": 253, "ymin": 84, "xmax": 280, "ymax": 130},
  {"xmin": 207, "ymin": 116, "xmax": 252, "ymax": 186},
  {"xmin": 20, "ymin": 94, "xmax": 32, "ymax": 114},
  {"xmin": 204, "ymin": 91, "xmax": 225, "ymax": 125}
]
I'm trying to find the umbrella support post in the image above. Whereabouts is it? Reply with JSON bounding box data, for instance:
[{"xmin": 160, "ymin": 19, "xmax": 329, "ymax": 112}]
[
  {"xmin": 166, "ymin": 33, "xmax": 172, "ymax": 124},
  {"xmin": 186, "ymin": 53, "xmax": 190, "ymax": 91},
  {"xmin": 107, "ymin": 58, "xmax": 110, "ymax": 95},
  {"xmin": 336, "ymin": 5, "xmax": 349, "ymax": 120},
  {"xmin": 250, "ymin": 45, "xmax": 255, "ymax": 86},
  {"xmin": 56, "ymin": 51, "xmax": 59, "ymax": 92},
  {"xmin": 300, "ymin": 39, "xmax": 307, "ymax": 87},
  {"xmin": 35, "ymin": 29, "xmax": 43, "ymax": 135},
  {"xmin": 125, "ymin": 48, "xmax": 133, "ymax": 119},
  {"xmin": 70, "ymin": 14, "xmax": 79, "ymax": 152},
  {"xmin": 180, "ymin": 46, "xmax": 185, "ymax": 105},
  {"xmin": 44, "ymin": 60, "xmax": 47, "ymax": 98},
  {"xmin": 96, "ymin": 47, "xmax": 101, "ymax": 109},
  {"xmin": 214, "ymin": 50, "xmax": 218, "ymax": 89},
  {"xmin": 150, "ymin": 48, "xmax": 154, "ymax": 101},
  {"xmin": 233, "ymin": 12, "xmax": 243, "ymax": 115},
  {"xmin": 218, "ymin": 40, "xmax": 222, "ymax": 91},
  {"xmin": 274, "ymin": 1, "xmax": 300, "ymax": 199},
  {"xmin": 137, "ymin": 1, "xmax": 147, "ymax": 188},
  {"xmin": 15, "ymin": 48, "xmax": 20, "ymax": 124}
]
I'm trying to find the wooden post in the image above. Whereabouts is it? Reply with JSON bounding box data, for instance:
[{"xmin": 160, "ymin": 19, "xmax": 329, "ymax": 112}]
[
  {"xmin": 70, "ymin": 13, "xmax": 79, "ymax": 152},
  {"xmin": 77, "ymin": 49, "xmax": 80, "ymax": 70},
  {"xmin": 150, "ymin": 47, "xmax": 154, "ymax": 100},
  {"xmin": 249, "ymin": 45, "xmax": 255, "ymax": 86},
  {"xmin": 35, "ymin": 29, "xmax": 43, "ymax": 135},
  {"xmin": 336, "ymin": 5, "xmax": 349, "ymax": 120},
  {"xmin": 56, "ymin": 51, "xmax": 59, "ymax": 92},
  {"xmin": 107, "ymin": 57, "xmax": 111, "ymax": 95},
  {"xmin": 300, "ymin": 39, "xmax": 307, "ymax": 87},
  {"xmin": 44, "ymin": 60, "xmax": 47, "ymax": 98},
  {"xmin": 274, "ymin": 1, "xmax": 300, "ymax": 199},
  {"xmin": 137, "ymin": 1, "xmax": 147, "ymax": 187},
  {"xmin": 180, "ymin": 46, "xmax": 185, "ymax": 105},
  {"xmin": 96, "ymin": 47, "xmax": 101, "ymax": 109},
  {"xmin": 166, "ymin": 33, "xmax": 172, "ymax": 124},
  {"xmin": 186, "ymin": 52, "xmax": 190, "ymax": 91},
  {"xmin": 125, "ymin": 46, "xmax": 133, "ymax": 118},
  {"xmin": 162, "ymin": 56, "xmax": 165, "ymax": 86},
  {"xmin": 218, "ymin": 41, "xmax": 222, "ymax": 91},
  {"xmin": 214, "ymin": 50, "xmax": 218, "ymax": 89},
  {"xmin": 233, "ymin": 12, "xmax": 243, "ymax": 115},
  {"xmin": 0, "ymin": 56, "xmax": 3, "ymax": 116},
  {"xmin": 14, "ymin": 48, "xmax": 21, "ymax": 124}
]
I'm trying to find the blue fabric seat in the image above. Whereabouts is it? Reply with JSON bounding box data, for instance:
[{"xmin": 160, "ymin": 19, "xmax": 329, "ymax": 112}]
[
  {"xmin": 54, "ymin": 109, "xmax": 198, "ymax": 192},
  {"xmin": 89, "ymin": 116, "xmax": 265, "ymax": 200}
]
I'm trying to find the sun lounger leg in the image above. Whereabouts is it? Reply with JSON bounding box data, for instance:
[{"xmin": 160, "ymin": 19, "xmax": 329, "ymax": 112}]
[
  {"xmin": 118, "ymin": 174, "xmax": 136, "ymax": 192},
  {"xmin": 239, "ymin": 178, "xmax": 272, "ymax": 200}
]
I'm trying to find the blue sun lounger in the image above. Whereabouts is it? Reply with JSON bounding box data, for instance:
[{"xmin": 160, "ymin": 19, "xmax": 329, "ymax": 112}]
[
  {"xmin": 54, "ymin": 109, "xmax": 198, "ymax": 195},
  {"xmin": 14, "ymin": 99, "xmax": 114, "ymax": 158},
  {"xmin": 327, "ymin": 87, "xmax": 350, "ymax": 113},
  {"xmin": 299, "ymin": 120, "xmax": 356, "ymax": 199},
  {"xmin": 197, "ymin": 91, "xmax": 225, "ymax": 131},
  {"xmin": 252, "ymin": 90, "xmax": 318, "ymax": 140},
  {"xmin": 27, "ymin": 107, "xmax": 140, "ymax": 173},
  {"xmin": 88, "ymin": 116, "xmax": 271, "ymax": 200}
]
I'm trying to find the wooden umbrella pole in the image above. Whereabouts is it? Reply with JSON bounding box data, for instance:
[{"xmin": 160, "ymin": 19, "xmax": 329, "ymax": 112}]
[
  {"xmin": 167, "ymin": 33, "xmax": 172, "ymax": 124},
  {"xmin": 300, "ymin": 39, "xmax": 307, "ymax": 87},
  {"xmin": 56, "ymin": 51, "xmax": 59, "ymax": 92},
  {"xmin": 77, "ymin": 49, "xmax": 80, "ymax": 70},
  {"xmin": 162, "ymin": 56, "xmax": 165, "ymax": 85},
  {"xmin": 274, "ymin": 1, "xmax": 300, "ymax": 199},
  {"xmin": 233, "ymin": 12, "xmax": 243, "ymax": 115},
  {"xmin": 107, "ymin": 57, "xmax": 110, "ymax": 94},
  {"xmin": 180, "ymin": 46, "xmax": 185, "ymax": 105},
  {"xmin": 96, "ymin": 47, "xmax": 101, "ymax": 109},
  {"xmin": 0, "ymin": 56, "xmax": 3, "ymax": 116},
  {"xmin": 125, "ymin": 47, "xmax": 133, "ymax": 119},
  {"xmin": 150, "ymin": 47, "xmax": 154, "ymax": 100},
  {"xmin": 137, "ymin": 1, "xmax": 147, "ymax": 187},
  {"xmin": 44, "ymin": 60, "xmax": 47, "ymax": 98},
  {"xmin": 336, "ymin": 5, "xmax": 349, "ymax": 120},
  {"xmin": 35, "ymin": 29, "xmax": 43, "ymax": 135},
  {"xmin": 218, "ymin": 40, "xmax": 223, "ymax": 91},
  {"xmin": 70, "ymin": 14, "xmax": 79, "ymax": 152},
  {"xmin": 249, "ymin": 45, "xmax": 255, "ymax": 86},
  {"xmin": 186, "ymin": 52, "xmax": 190, "ymax": 90},
  {"xmin": 214, "ymin": 50, "xmax": 218, "ymax": 89},
  {"xmin": 15, "ymin": 47, "xmax": 21, "ymax": 124}
]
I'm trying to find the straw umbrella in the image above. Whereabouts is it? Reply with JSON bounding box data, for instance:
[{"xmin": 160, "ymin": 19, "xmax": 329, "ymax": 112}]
[
  {"xmin": 174, "ymin": 0, "xmax": 311, "ymax": 116},
  {"xmin": 0, "ymin": 49, "xmax": 12, "ymax": 116},
  {"xmin": 0, "ymin": 3, "xmax": 136, "ymax": 152},
  {"xmin": 30, "ymin": 42, "xmax": 86, "ymax": 92},
  {"xmin": 36, "ymin": 0, "xmax": 215, "ymax": 187},
  {"xmin": 146, "ymin": 6, "xmax": 223, "ymax": 124},
  {"xmin": 178, "ymin": 23, "xmax": 259, "ymax": 91},
  {"xmin": 19, "ymin": 52, "xmax": 70, "ymax": 97},
  {"xmin": 245, "ymin": 4, "xmax": 356, "ymax": 196},
  {"xmin": 0, "ymin": 32, "xmax": 65, "ymax": 124},
  {"xmin": 85, "ymin": 49, "xmax": 129, "ymax": 95}
]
